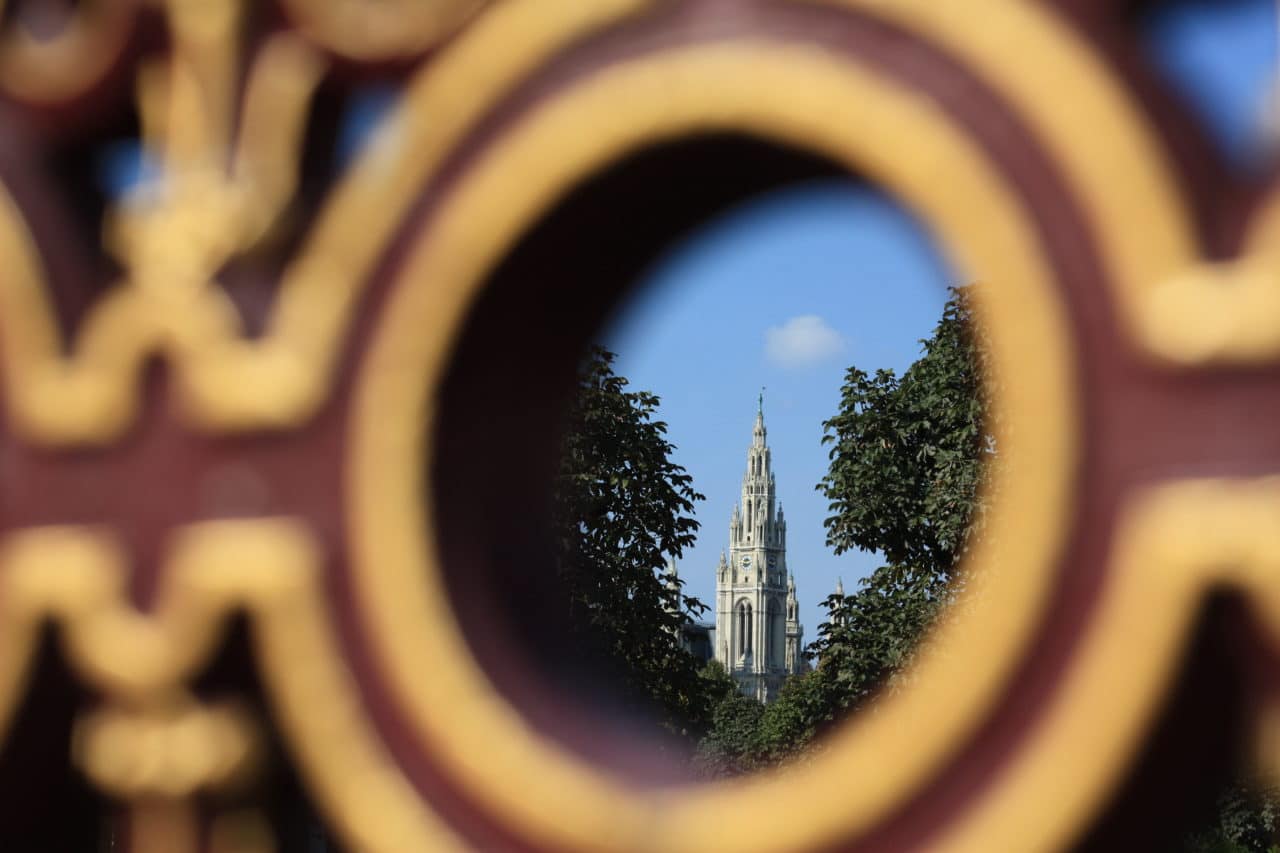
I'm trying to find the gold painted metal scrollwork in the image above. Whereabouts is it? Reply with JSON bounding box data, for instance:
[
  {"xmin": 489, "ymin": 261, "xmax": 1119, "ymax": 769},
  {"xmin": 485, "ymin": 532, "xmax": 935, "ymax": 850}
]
[
  {"xmin": 0, "ymin": 2, "xmax": 657, "ymax": 847},
  {"xmin": 0, "ymin": 0, "xmax": 1278, "ymax": 850},
  {"xmin": 1, "ymin": 0, "xmax": 327, "ymax": 446},
  {"xmin": 1138, "ymin": 186, "xmax": 1280, "ymax": 365},
  {"xmin": 0, "ymin": 0, "xmax": 653, "ymax": 448},
  {"xmin": 277, "ymin": 0, "xmax": 487, "ymax": 60},
  {"xmin": 0, "ymin": 520, "xmax": 314, "ymax": 852},
  {"xmin": 0, "ymin": 0, "xmax": 137, "ymax": 103},
  {"xmin": 0, "ymin": 519, "xmax": 464, "ymax": 852}
]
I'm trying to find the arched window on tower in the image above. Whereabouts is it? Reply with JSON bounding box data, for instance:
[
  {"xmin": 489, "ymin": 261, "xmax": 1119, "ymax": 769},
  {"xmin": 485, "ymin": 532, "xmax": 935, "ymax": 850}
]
[
  {"xmin": 736, "ymin": 600, "xmax": 753, "ymax": 659},
  {"xmin": 767, "ymin": 598, "xmax": 785, "ymax": 668}
]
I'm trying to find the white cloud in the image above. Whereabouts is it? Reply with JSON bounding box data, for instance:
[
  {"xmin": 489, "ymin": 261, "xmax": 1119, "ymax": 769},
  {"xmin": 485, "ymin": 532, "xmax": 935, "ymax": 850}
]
[{"xmin": 764, "ymin": 315, "xmax": 846, "ymax": 369}]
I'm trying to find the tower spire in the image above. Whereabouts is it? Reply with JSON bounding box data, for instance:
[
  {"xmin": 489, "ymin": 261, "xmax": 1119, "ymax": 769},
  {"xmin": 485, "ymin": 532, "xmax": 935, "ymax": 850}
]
[
  {"xmin": 715, "ymin": 391, "xmax": 802, "ymax": 701},
  {"xmin": 752, "ymin": 390, "xmax": 766, "ymax": 447}
]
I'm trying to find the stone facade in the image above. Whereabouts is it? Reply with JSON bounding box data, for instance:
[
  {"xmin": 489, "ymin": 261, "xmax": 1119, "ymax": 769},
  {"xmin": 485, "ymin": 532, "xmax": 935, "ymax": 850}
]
[{"xmin": 714, "ymin": 399, "xmax": 804, "ymax": 702}]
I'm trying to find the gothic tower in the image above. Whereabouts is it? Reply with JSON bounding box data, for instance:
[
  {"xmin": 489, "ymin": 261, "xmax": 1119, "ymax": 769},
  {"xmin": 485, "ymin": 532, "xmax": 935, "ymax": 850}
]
[{"xmin": 715, "ymin": 396, "xmax": 804, "ymax": 702}]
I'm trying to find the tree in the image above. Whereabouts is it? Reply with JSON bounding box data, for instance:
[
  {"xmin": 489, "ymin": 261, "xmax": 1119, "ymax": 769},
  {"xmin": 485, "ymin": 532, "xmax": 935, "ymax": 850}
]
[
  {"xmin": 692, "ymin": 289, "xmax": 991, "ymax": 770},
  {"xmin": 552, "ymin": 346, "xmax": 714, "ymax": 735},
  {"xmin": 692, "ymin": 661, "xmax": 765, "ymax": 777},
  {"xmin": 690, "ymin": 289, "xmax": 992, "ymax": 771},
  {"xmin": 753, "ymin": 669, "xmax": 830, "ymax": 764},
  {"xmin": 810, "ymin": 290, "xmax": 1279, "ymax": 851},
  {"xmin": 817, "ymin": 286, "xmax": 991, "ymax": 579},
  {"xmin": 1184, "ymin": 781, "xmax": 1280, "ymax": 853},
  {"xmin": 800, "ymin": 287, "xmax": 990, "ymax": 719}
]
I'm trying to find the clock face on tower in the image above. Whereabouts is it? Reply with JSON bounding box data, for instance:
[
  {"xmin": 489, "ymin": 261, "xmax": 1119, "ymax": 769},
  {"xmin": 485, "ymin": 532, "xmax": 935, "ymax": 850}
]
[
  {"xmin": 768, "ymin": 554, "xmax": 777, "ymax": 568},
  {"xmin": 741, "ymin": 555, "xmax": 751, "ymax": 568}
]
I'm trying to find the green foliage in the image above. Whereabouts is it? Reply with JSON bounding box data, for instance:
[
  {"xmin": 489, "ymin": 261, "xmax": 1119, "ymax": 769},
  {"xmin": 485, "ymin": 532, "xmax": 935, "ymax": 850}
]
[
  {"xmin": 817, "ymin": 287, "xmax": 991, "ymax": 578},
  {"xmin": 754, "ymin": 670, "xmax": 829, "ymax": 762},
  {"xmin": 721, "ymin": 567, "xmax": 952, "ymax": 770},
  {"xmin": 1185, "ymin": 781, "xmax": 1280, "ymax": 853},
  {"xmin": 688, "ymin": 288, "xmax": 1280, "ymax": 851},
  {"xmin": 553, "ymin": 346, "xmax": 713, "ymax": 735},
  {"xmin": 698, "ymin": 660, "xmax": 741, "ymax": 703},
  {"xmin": 793, "ymin": 287, "xmax": 987, "ymax": 730},
  {"xmin": 693, "ymin": 661, "xmax": 766, "ymax": 777},
  {"xmin": 696, "ymin": 289, "xmax": 990, "ymax": 773},
  {"xmin": 811, "ymin": 564, "xmax": 948, "ymax": 699}
]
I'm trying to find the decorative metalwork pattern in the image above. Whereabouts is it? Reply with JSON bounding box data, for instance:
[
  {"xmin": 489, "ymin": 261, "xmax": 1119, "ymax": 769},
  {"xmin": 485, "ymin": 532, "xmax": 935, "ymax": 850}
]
[{"xmin": 0, "ymin": 0, "xmax": 1274, "ymax": 850}]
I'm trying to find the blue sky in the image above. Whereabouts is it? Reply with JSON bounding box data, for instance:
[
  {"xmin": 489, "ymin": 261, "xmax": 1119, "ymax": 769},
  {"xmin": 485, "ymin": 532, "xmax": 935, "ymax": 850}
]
[
  {"xmin": 88, "ymin": 0, "xmax": 1276, "ymax": 642},
  {"xmin": 1143, "ymin": 0, "xmax": 1279, "ymax": 171},
  {"xmin": 603, "ymin": 0, "xmax": 1278, "ymax": 638},
  {"xmin": 602, "ymin": 182, "xmax": 952, "ymax": 637}
]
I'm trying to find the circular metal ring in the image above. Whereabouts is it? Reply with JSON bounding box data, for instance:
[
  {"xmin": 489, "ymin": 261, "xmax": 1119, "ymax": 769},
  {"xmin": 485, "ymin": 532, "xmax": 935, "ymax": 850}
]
[
  {"xmin": 277, "ymin": 0, "xmax": 485, "ymax": 61},
  {"xmin": 350, "ymin": 33, "xmax": 1101, "ymax": 853},
  {"xmin": 0, "ymin": 0, "xmax": 138, "ymax": 104}
]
